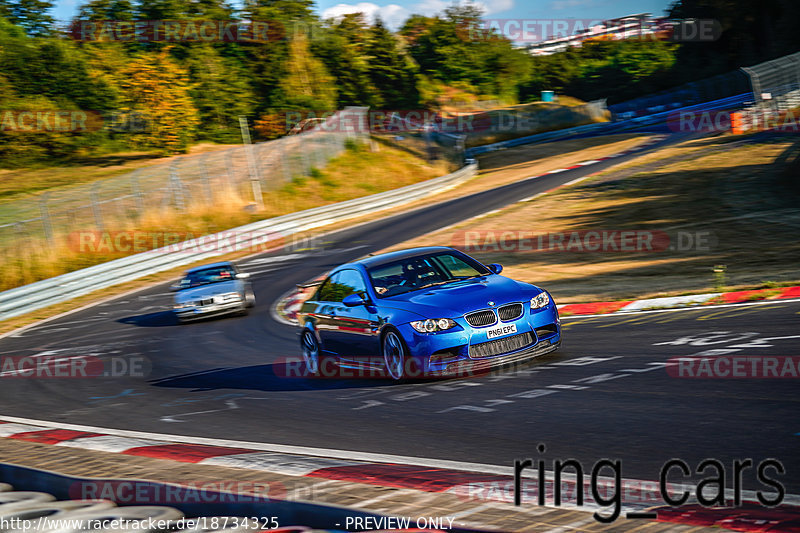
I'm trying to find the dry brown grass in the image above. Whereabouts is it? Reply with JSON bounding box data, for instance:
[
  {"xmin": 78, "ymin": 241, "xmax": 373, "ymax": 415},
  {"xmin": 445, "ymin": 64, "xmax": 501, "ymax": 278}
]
[{"xmin": 387, "ymin": 136, "xmax": 800, "ymax": 303}]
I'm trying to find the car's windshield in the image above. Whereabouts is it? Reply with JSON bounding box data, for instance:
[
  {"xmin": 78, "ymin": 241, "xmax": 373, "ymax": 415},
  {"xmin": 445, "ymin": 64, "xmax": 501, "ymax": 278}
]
[
  {"xmin": 177, "ymin": 266, "xmax": 236, "ymax": 289},
  {"xmin": 367, "ymin": 252, "xmax": 489, "ymax": 298}
]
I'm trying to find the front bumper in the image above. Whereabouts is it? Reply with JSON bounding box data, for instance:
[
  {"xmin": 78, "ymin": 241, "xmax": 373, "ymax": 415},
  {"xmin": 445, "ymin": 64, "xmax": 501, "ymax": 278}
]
[
  {"xmin": 174, "ymin": 300, "xmax": 244, "ymax": 321},
  {"xmin": 399, "ymin": 302, "xmax": 561, "ymax": 377}
]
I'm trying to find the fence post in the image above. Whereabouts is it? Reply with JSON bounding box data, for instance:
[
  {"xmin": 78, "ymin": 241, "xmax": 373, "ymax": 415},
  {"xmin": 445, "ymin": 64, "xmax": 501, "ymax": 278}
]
[
  {"xmin": 39, "ymin": 192, "xmax": 54, "ymax": 245},
  {"xmin": 224, "ymin": 149, "xmax": 236, "ymax": 192},
  {"xmin": 239, "ymin": 116, "xmax": 264, "ymax": 210},
  {"xmin": 280, "ymin": 137, "xmax": 292, "ymax": 184},
  {"xmin": 200, "ymin": 153, "xmax": 213, "ymax": 204},
  {"xmin": 169, "ymin": 160, "xmax": 186, "ymax": 211},
  {"xmin": 130, "ymin": 171, "xmax": 144, "ymax": 215},
  {"xmin": 90, "ymin": 184, "xmax": 105, "ymax": 231}
]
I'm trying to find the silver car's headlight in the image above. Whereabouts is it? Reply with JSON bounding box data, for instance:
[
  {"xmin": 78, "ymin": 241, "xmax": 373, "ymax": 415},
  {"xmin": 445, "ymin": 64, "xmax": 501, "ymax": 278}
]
[
  {"xmin": 530, "ymin": 292, "xmax": 550, "ymax": 310},
  {"xmin": 173, "ymin": 302, "xmax": 192, "ymax": 309},
  {"xmin": 410, "ymin": 318, "xmax": 457, "ymax": 333}
]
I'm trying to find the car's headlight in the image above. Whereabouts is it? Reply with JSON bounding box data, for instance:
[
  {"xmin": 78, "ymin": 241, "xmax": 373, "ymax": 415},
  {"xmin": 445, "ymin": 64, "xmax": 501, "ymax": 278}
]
[
  {"xmin": 530, "ymin": 292, "xmax": 550, "ymax": 310},
  {"xmin": 173, "ymin": 302, "xmax": 191, "ymax": 309},
  {"xmin": 410, "ymin": 318, "xmax": 457, "ymax": 333}
]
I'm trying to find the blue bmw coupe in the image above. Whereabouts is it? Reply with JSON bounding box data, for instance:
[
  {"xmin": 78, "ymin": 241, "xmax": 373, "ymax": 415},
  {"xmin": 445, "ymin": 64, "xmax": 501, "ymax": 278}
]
[{"xmin": 297, "ymin": 246, "xmax": 561, "ymax": 379}]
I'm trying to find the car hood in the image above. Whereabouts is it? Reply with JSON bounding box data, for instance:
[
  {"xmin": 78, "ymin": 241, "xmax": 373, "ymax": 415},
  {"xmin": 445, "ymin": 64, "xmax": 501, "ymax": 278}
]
[
  {"xmin": 381, "ymin": 275, "xmax": 540, "ymax": 317},
  {"xmin": 174, "ymin": 280, "xmax": 242, "ymax": 303}
]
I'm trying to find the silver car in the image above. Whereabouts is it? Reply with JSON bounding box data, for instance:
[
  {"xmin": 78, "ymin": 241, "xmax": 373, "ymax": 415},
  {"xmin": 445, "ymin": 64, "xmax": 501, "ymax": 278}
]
[{"xmin": 171, "ymin": 262, "xmax": 255, "ymax": 322}]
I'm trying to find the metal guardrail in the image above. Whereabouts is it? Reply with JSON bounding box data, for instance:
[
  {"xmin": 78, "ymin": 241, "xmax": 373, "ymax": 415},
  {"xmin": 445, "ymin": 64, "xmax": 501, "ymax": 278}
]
[{"xmin": 0, "ymin": 163, "xmax": 477, "ymax": 321}]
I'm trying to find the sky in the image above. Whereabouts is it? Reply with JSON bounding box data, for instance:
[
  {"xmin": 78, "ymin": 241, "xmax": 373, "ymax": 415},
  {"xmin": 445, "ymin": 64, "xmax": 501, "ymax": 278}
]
[{"xmin": 51, "ymin": 0, "xmax": 674, "ymax": 34}]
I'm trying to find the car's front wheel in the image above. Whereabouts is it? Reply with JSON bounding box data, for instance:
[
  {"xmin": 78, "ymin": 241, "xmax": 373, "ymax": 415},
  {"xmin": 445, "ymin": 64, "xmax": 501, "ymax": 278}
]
[
  {"xmin": 383, "ymin": 330, "xmax": 407, "ymax": 380},
  {"xmin": 301, "ymin": 329, "xmax": 321, "ymax": 376},
  {"xmin": 244, "ymin": 288, "xmax": 256, "ymax": 308}
]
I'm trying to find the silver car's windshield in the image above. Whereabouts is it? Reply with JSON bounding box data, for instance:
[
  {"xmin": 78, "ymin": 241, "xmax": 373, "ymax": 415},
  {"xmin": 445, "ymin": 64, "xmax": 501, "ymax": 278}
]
[{"xmin": 177, "ymin": 266, "xmax": 236, "ymax": 290}]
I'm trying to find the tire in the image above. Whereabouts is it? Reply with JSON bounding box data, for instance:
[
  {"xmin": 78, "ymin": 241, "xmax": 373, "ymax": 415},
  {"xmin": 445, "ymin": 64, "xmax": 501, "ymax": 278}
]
[
  {"xmin": 382, "ymin": 329, "xmax": 408, "ymax": 381},
  {"xmin": 301, "ymin": 328, "xmax": 321, "ymax": 376},
  {"xmin": 244, "ymin": 288, "xmax": 256, "ymax": 308}
]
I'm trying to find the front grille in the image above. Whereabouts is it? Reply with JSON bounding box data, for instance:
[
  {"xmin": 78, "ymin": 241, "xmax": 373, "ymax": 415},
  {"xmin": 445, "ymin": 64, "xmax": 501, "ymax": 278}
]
[
  {"xmin": 469, "ymin": 331, "xmax": 534, "ymax": 359},
  {"xmin": 465, "ymin": 309, "xmax": 497, "ymax": 327},
  {"xmin": 197, "ymin": 298, "xmax": 214, "ymax": 306},
  {"xmin": 498, "ymin": 303, "xmax": 523, "ymax": 321}
]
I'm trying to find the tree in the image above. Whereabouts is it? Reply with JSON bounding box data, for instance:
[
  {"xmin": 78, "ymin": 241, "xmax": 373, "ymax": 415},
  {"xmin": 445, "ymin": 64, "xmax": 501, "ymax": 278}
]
[
  {"xmin": 184, "ymin": 44, "xmax": 256, "ymax": 142},
  {"xmin": 313, "ymin": 13, "xmax": 380, "ymax": 107},
  {"xmin": 77, "ymin": 0, "xmax": 134, "ymax": 20},
  {"xmin": 668, "ymin": 0, "xmax": 800, "ymax": 78},
  {"xmin": 118, "ymin": 48, "xmax": 200, "ymax": 152},
  {"xmin": 367, "ymin": 17, "xmax": 418, "ymax": 108},
  {"xmin": 278, "ymin": 32, "xmax": 337, "ymax": 110},
  {"xmin": 2, "ymin": 0, "xmax": 54, "ymax": 35},
  {"xmin": 402, "ymin": 4, "xmax": 531, "ymax": 104}
]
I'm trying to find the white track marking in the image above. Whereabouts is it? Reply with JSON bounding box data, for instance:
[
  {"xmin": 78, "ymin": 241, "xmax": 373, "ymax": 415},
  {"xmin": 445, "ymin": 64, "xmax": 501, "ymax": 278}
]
[
  {"xmin": 200, "ymin": 452, "xmax": 361, "ymax": 475},
  {"xmin": 352, "ymin": 489, "xmax": 421, "ymax": 508},
  {"xmin": 55, "ymin": 435, "xmax": 167, "ymax": 452},
  {"xmin": 0, "ymin": 423, "xmax": 45, "ymax": 436}
]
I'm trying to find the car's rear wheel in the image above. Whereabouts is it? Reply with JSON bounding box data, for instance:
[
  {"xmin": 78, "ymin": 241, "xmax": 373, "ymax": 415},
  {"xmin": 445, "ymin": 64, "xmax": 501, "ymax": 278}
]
[
  {"xmin": 383, "ymin": 330, "xmax": 406, "ymax": 380},
  {"xmin": 301, "ymin": 329, "xmax": 321, "ymax": 376}
]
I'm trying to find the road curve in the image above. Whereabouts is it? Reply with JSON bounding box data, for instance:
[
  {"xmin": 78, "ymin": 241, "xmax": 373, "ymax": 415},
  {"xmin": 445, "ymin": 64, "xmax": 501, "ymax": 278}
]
[{"xmin": 1, "ymin": 131, "xmax": 798, "ymax": 494}]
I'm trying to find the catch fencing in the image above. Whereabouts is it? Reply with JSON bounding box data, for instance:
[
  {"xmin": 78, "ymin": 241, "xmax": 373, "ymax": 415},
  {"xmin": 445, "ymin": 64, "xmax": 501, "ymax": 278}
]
[
  {"xmin": 0, "ymin": 107, "xmax": 370, "ymax": 248},
  {"xmin": 741, "ymin": 51, "xmax": 800, "ymax": 112},
  {"xmin": 609, "ymin": 70, "xmax": 752, "ymax": 119},
  {"xmin": 611, "ymin": 51, "xmax": 800, "ymax": 124}
]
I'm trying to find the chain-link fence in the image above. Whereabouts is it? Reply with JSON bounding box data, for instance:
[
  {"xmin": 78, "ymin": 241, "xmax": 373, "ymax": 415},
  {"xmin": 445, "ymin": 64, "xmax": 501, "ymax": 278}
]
[
  {"xmin": 0, "ymin": 107, "xmax": 369, "ymax": 249},
  {"xmin": 742, "ymin": 51, "xmax": 800, "ymax": 112},
  {"xmin": 610, "ymin": 51, "xmax": 800, "ymax": 122},
  {"xmin": 609, "ymin": 70, "xmax": 752, "ymax": 119}
]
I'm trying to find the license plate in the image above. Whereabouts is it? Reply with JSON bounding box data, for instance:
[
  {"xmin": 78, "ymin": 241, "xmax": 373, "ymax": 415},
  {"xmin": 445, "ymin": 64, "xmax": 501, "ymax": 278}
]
[{"xmin": 486, "ymin": 323, "xmax": 517, "ymax": 339}]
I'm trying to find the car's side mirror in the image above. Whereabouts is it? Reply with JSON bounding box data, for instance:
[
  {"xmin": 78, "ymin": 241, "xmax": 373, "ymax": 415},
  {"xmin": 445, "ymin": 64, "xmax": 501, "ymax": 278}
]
[
  {"xmin": 236, "ymin": 272, "xmax": 250, "ymax": 279},
  {"xmin": 342, "ymin": 293, "xmax": 366, "ymax": 307},
  {"xmin": 488, "ymin": 263, "xmax": 503, "ymax": 275}
]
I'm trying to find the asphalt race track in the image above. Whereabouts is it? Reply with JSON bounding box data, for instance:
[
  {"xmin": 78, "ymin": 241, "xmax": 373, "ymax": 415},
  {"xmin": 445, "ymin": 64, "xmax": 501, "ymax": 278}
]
[{"xmin": 1, "ymin": 132, "xmax": 798, "ymax": 495}]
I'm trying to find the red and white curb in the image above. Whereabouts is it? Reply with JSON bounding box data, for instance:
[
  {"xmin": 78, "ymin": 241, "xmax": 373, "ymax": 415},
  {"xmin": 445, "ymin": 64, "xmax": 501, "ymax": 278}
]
[
  {"xmin": 1, "ymin": 417, "xmax": 799, "ymax": 532},
  {"xmin": 557, "ymin": 285, "xmax": 800, "ymax": 317},
  {"xmin": 276, "ymin": 284, "xmax": 800, "ymax": 325}
]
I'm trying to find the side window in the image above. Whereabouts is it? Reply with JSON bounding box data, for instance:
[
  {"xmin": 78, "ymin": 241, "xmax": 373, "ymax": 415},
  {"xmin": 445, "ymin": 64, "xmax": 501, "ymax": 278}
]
[
  {"xmin": 315, "ymin": 273, "xmax": 341, "ymax": 302},
  {"xmin": 315, "ymin": 270, "xmax": 366, "ymax": 302},
  {"xmin": 336, "ymin": 269, "xmax": 367, "ymax": 298}
]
